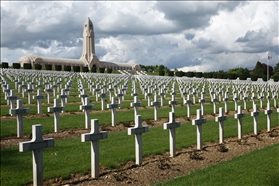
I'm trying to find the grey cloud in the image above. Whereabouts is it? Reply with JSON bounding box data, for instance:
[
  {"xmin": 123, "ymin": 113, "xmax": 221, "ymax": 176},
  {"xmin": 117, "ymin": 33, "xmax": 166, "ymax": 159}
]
[
  {"xmin": 185, "ymin": 33, "xmax": 195, "ymax": 40},
  {"xmin": 155, "ymin": 2, "xmax": 241, "ymax": 30}
]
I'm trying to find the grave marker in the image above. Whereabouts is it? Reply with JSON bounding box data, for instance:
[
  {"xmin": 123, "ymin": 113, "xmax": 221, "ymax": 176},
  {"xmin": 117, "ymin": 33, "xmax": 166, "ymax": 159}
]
[
  {"xmin": 250, "ymin": 104, "xmax": 260, "ymax": 135},
  {"xmin": 107, "ymin": 97, "xmax": 120, "ymax": 126},
  {"xmin": 9, "ymin": 99, "xmax": 30, "ymax": 138},
  {"xmin": 80, "ymin": 97, "xmax": 94, "ymax": 129},
  {"xmin": 234, "ymin": 105, "xmax": 245, "ymax": 139},
  {"xmin": 215, "ymin": 107, "xmax": 227, "ymax": 144},
  {"xmin": 47, "ymin": 98, "xmax": 64, "ymax": 132},
  {"xmin": 19, "ymin": 124, "xmax": 54, "ymax": 186},
  {"xmin": 163, "ymin": 112, "xmax": 181, "ymax": 157},
  {"xmin": 33, "ymin": 89, "xmax": 45, "ymax": 114},
  {"xmin": 151, "ymin": 94, "xmax": 161, "ymax": 120},
  {"xmin": 192, "ymin": 109, "xmax": 206, "ymax": 150},
  {"xmin": 128, "ymin": 115, "xmax": 149, "ymax": 165},
  {"xmin": 264, "ymin": 103, "xmax": 273, "ymax": 132},
  {"xmin": 81, "ymin": 119, "xmax": 108, "ymax": 178}
]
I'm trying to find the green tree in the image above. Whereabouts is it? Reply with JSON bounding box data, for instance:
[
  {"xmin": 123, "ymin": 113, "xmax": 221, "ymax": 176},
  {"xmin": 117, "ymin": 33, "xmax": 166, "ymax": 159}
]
[
  {"xmin": 55, "ymin": 65, "xmax": 62, "ymax": 71},
  {"xmin": 34, "ymin": 64, "xmax": 42, "ymax": 70},
  {"xmin": 253, "ymin": 61, "xmax": 263, "ymax": 77},
  {"xmin": 1, "ymin": 62, "xmax": 9, "ymax": 68},
  {"xmin": 12, "ymin": 63, "xmax": 20, "ymax": 69},
  {"xmin": 45, "ymin": 64, "xmax": 52, "ymax": 70}
]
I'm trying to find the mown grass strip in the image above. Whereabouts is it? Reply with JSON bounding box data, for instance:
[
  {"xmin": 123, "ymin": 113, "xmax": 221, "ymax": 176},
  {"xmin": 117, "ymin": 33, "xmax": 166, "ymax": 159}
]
[
  {"xmin": 1, "ymin": 114, "xmax": 278, "ymax": 185},
  {"xmin": 155, "ymin": 143, "xmax": 279, "ymax": 186}
]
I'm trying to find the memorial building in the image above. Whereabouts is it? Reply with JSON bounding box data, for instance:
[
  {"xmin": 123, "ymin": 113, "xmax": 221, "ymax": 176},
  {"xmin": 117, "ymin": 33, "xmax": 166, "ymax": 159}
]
[{"xmin": 19, "ymin": 17, "xmax": 141, "ymax": 72}]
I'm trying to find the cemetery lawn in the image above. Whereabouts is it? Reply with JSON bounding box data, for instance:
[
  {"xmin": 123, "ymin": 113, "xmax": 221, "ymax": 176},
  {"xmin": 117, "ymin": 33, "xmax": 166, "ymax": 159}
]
[{"xmin": 155, "ymin": 143, "xmax": 279, "ymax": 186}]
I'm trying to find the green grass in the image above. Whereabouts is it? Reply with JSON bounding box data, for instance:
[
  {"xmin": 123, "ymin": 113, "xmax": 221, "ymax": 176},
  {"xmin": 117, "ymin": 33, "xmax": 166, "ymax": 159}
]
[
  {"xmin": 155, "ymin": 143, "xmax": 279, "ymax": 186},
  {"xmin": 1, "ymin": 113, "xmax": 278, "ymax": 185}
]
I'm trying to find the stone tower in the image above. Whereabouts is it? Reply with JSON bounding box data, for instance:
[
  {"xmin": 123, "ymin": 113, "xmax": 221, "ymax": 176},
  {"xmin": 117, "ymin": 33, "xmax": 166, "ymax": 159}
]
[{"xmin": 80, "ymin": 17, "xmax": 100, "ymax": 69}]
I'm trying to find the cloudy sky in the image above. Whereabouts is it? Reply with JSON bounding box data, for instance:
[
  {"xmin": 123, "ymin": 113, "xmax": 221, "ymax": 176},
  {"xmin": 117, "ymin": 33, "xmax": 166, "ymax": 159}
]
[{"xmin": 1, "ymin": 1, "xmax": 278, "ymax": 72}]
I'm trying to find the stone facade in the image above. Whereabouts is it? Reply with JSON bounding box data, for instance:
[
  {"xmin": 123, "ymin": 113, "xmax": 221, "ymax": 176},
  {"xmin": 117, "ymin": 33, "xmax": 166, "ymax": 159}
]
[{"xmin": 19, "ymin": 17, "xmax": 141, "ymax": 72}]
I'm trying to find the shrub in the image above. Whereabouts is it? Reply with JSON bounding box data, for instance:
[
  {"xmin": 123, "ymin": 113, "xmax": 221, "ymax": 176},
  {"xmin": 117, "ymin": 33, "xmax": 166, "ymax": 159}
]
[
  {"xmin": 45, "ymin": 64, "xmax": 52, "ymax": 70},
  {"xmin": 195, "ymin": 72, "xmax": 203, "ymax": 78},
  {"xmin": 168, "ymin": 71, "xmax": 174, "ymax": 76},
  {"xmin": 12, "ymin": 63, "xmax": 20, "ymax": 69},
  {"xmin": 1, "ymin": 62, "xmax": 9, "ymax": 68},
  {"xmin": 250, "ymin": 74, "xmax": 258, "ymax": 81},
  {"xmin": 73, "ymin": 66, "xmax": 80, "ymax": 72},
  {"xmin": 187, "ymin": 71, "xmax": 194, "ymax": 77},
  {"xmin": 82, "ymin": 66, "xmax": 89, "ymax": 72},
  {"xmin": 91, "ymin": 66, "xmax": 97, "ymax": 73},
  {"xmin": 99, "ymin": 67, "xmax": 105, "ymax": 73},
  {"xmin": 64, "ymin": 65, "xmax": 71, "ymax": 72},
  {"xmin": 107, "ymin": 68, "xmax": 113, "ymax": 74},
  {"xmin": 159, "ymin": 70, "xmax": 165, "ymax": 76},
  {"xmin": 55, "ymin": 65, "xmax": 62, "ymax": 71},
  {"xmin": 34, "ymin": 64, "xmax": 42, "ymax": 70},
  {"xmin": 23, "ymin": 63, "xmax": 32, "ymax": 69}
]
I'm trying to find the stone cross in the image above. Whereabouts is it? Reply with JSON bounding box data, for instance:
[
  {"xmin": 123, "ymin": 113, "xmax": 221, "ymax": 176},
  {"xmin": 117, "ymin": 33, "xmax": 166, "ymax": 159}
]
[
  {"xmin": 33, "ymin": 89, "xmax": 45, "ymax": 114},
  {"xmin": 117, "ymin": 89, "xmax": 124, "ymax": 108},
  {"xmin": 9, "ymin": 99, "xmax": 30, "ymax": 138},
  {"xmin": 184, "ymin": 95, "xmax": 192, "ymax": 118},
  {"xmin": 264, "ymin": 103, "xmax": 273, "ymax": 132},
  {"xmin": 128, "ymin": 115, "xmax": 149, "ymax": 165},
  {"xmin": 243, "ymin": 92, "xmax": 248, "ymax": 110},
  {"xmin": 223, "ymin": 93, "xmax": 229, "ymax": 113},
  {"xmin": 80, "ymin": 97, "xmax": 94, "ymax": 129},
  {"xmin": 146, "ymin": 88, "xmax": 152, "ymax": 106},
  {"xmin": 19, "ymin": 124, "xmax": 54, "ymax": 186},
  {"xmin": 192, "ymin": 109, "xmax": 206, "ymax": 150},
  {"xmin": 58, "ymin": 89, "xmax": 68, "ymax": 111},
  {"xmin": 272, "ymin": 91, "xmax": 277, "ymax": 108},
  {"xmin": 159, "ymin": 88, "xmax": 165, "ymax": 106},
  {"xmin": 199, "ymin": 92, "xmax": 206, "ymax": 116},
  {"xmin": 233, "ymin": 93, "xmax": 238, "ymax": 111},
  {"xmin": 151, "ymin": 94, "xmax": 161, "ymax": 121},
  {"xmin": 258, "ymin": 92, "xmax": 264, "ymax": 108},
  {"xmin": 192, "ymin": 89, "xmax": 197, "ymax": 104},
  {"xmin": 99, "ymin": 89, "xmax": 107, "ymax": 110},
  {"xmin": 47, "ymin": 98, "xmax": 64, "ymax": 132},
  {"xmin": 250, "ymin": 104, "xmax": 260, "ymax": 135},
  {"xmin": 108, "ymin": 84, "xmax": 114, "ymax": 100},
  {"xmin": 44, "ymin": 85, "xmax": 53, "ymax": 104},
  {"xmin": 107, "ymin": 97, "xmax": 120, "ymax": 126},
  {"xmin": 212, "ymin": 93, "xmax": 218, "ymax": 114},
  {"xmin": 94, "ymin": 86, "xmax": 101, "ymax": 102},
  {"xmin": 130, "ymin": 95, "xmax": 142, "ymax": 119},
  {"xmin": 81, "ymin": 119, "xmax": 108, "ymax": 178},
  {"xmin": 7, "ymin": 89, "xmax": 19, "ymax": 114},
  {"xmin": 4, "ymin": 84, "xmax": 11, "ymax": 102},
  {"xmin": 234, "ymin": 105, "xmax": 245, "ymax": 139},
  {"xmin": 163, "ymin": 112, "xmax": 181, "ymax": 157},
  {"xmin": 215, "ymin": 107, "xmax": 227, "ymax": 144},
  {"xmin": 79, "ymin": 89, "xmax": 88, "ymax": 105},
  {"xmin": 168, "ymin": 92, "xmax": 177, "ymax": 113},
  {"xmin": 251, "ymin": 92, "xmax": 257, "ymax": 107}
]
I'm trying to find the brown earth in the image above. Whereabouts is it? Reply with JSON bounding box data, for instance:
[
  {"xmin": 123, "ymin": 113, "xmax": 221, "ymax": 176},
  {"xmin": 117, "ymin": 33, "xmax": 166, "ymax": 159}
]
[{"xmin": 1, "ymin": 109, "xmax": 278, "ymax": 186}]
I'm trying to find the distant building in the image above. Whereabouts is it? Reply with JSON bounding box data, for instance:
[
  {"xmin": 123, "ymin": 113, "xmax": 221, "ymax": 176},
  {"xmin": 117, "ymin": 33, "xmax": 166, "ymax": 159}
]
[{"xmin": 19, "ymin": 17, "xmax": 141, "ymax": 72}]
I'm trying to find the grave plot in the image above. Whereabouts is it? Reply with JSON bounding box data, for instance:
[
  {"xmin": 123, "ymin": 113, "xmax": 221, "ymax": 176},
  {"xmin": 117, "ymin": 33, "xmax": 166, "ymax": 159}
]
[{"xmin": 0, "ymin": 68, "xmax": 278, "ymax": 186}]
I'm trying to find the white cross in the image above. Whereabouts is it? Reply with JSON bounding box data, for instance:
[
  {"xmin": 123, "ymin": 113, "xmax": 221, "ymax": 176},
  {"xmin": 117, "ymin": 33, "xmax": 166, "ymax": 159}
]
[
  {"xmin": 163, "ymin": 112, "xmax": 181, "ymax": 157},
  {"xmin": 151, "ymin": 94, "xmax": 161, "ymax": 121},
  {"xmin": 6, "ymin": 89, "xmax": 19, "ymax": 113},
  {"xmin": 212, "ymin": 93, "xmax": 218, "ymax": 114},
  {"xmin": 19, "ymin": 124, "xmax": 54, "ymax": 186},
  {"xmin": 159, "ymin": 88, "xmax": 165, "ymax": 106},
  {"xmin": 107, "ymin": 97, "xmax": 120, "ymax": 126},
  {"xmin": 81, "ymin": 119, "xmax": 108, "ymax": 178},
  {"xmin": 128, "ymin": 115, "xmax": 149, "ymax": 165},
  {"xmin": 80, "ymin": 97, "xmax": 94, "ymax": 129},
  {"xmin": 58, "ymin": 89, "xmax": 68, "ymax": 110},
  {"xmin": 9, "ymin": 99, "xmax": 30, "ymax": 138},
  {"xmin": 215, "ymin": 107, "xmax": 227, "ymax": 144},
  {"xmin": 234, "ymin": 105, "xmax": 245, "ymax": 139},
  {"xmin": 44, "ymin": 85, "xmax": 53, "ymax": 104},
  {"xmin": 47, "ymin": 98, "xmax": 64, "ymax": 132},
  {"xmin": 79, "ymin": 89, "xmax": 88, "ymax": 105},
  {"xmin": 223, "ymin": 92, "xmax": 229, "ymax": 113},
  {"xmin": 184, "ymin": 94, "xmax": 192, "ymax": 118},
  {"xmin": 251, "ymin": 104, "xmax": 260, "ymax": 134},
  {"xmin": 33, "ymin": 89, "xmax": 45, "ymax": 114},
  {"xmin": 264, "ymin": 103, "xmax": 273, "ymax": 132},
  {"xmin": 130, "ymin": 95, "xmax": 142, "ymax": 119},
  {"xmin": 169, "ymin": 93, "xmax": 177, "ymax": 113},
  {"xmin": 146, "ymin": 88, "xmax": 152, "ymax": 106},
  {"xmin": 117, "ymin": 89, "xmax": 124, "ymax": 108},
  {"xmin": 233, "ymin": 93, "xmax": 238, "ymax": 111},
  {"xmin": 192, "ymin": 109, "xmax": 206, "ymax": 150},
  {"xmin": 199, "ymin": 92, "xmax": 206, "ymax": 115},
  {"xmin": 99, "ymin": 89, "xmax": 107, "ymax": 110}
]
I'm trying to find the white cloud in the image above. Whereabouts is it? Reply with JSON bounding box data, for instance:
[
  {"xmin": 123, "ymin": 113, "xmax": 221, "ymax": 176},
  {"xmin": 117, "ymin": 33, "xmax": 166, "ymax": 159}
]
[{"xmin": 1, "ymin": 1, "xmax": 278, "ymax": 72}]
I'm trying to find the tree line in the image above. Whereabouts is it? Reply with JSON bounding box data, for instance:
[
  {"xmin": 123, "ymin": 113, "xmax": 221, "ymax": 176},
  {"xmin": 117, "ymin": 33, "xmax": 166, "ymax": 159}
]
[{"xmin": 0, "ymin": 62, "xmax": 113, "ymax": 73}]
